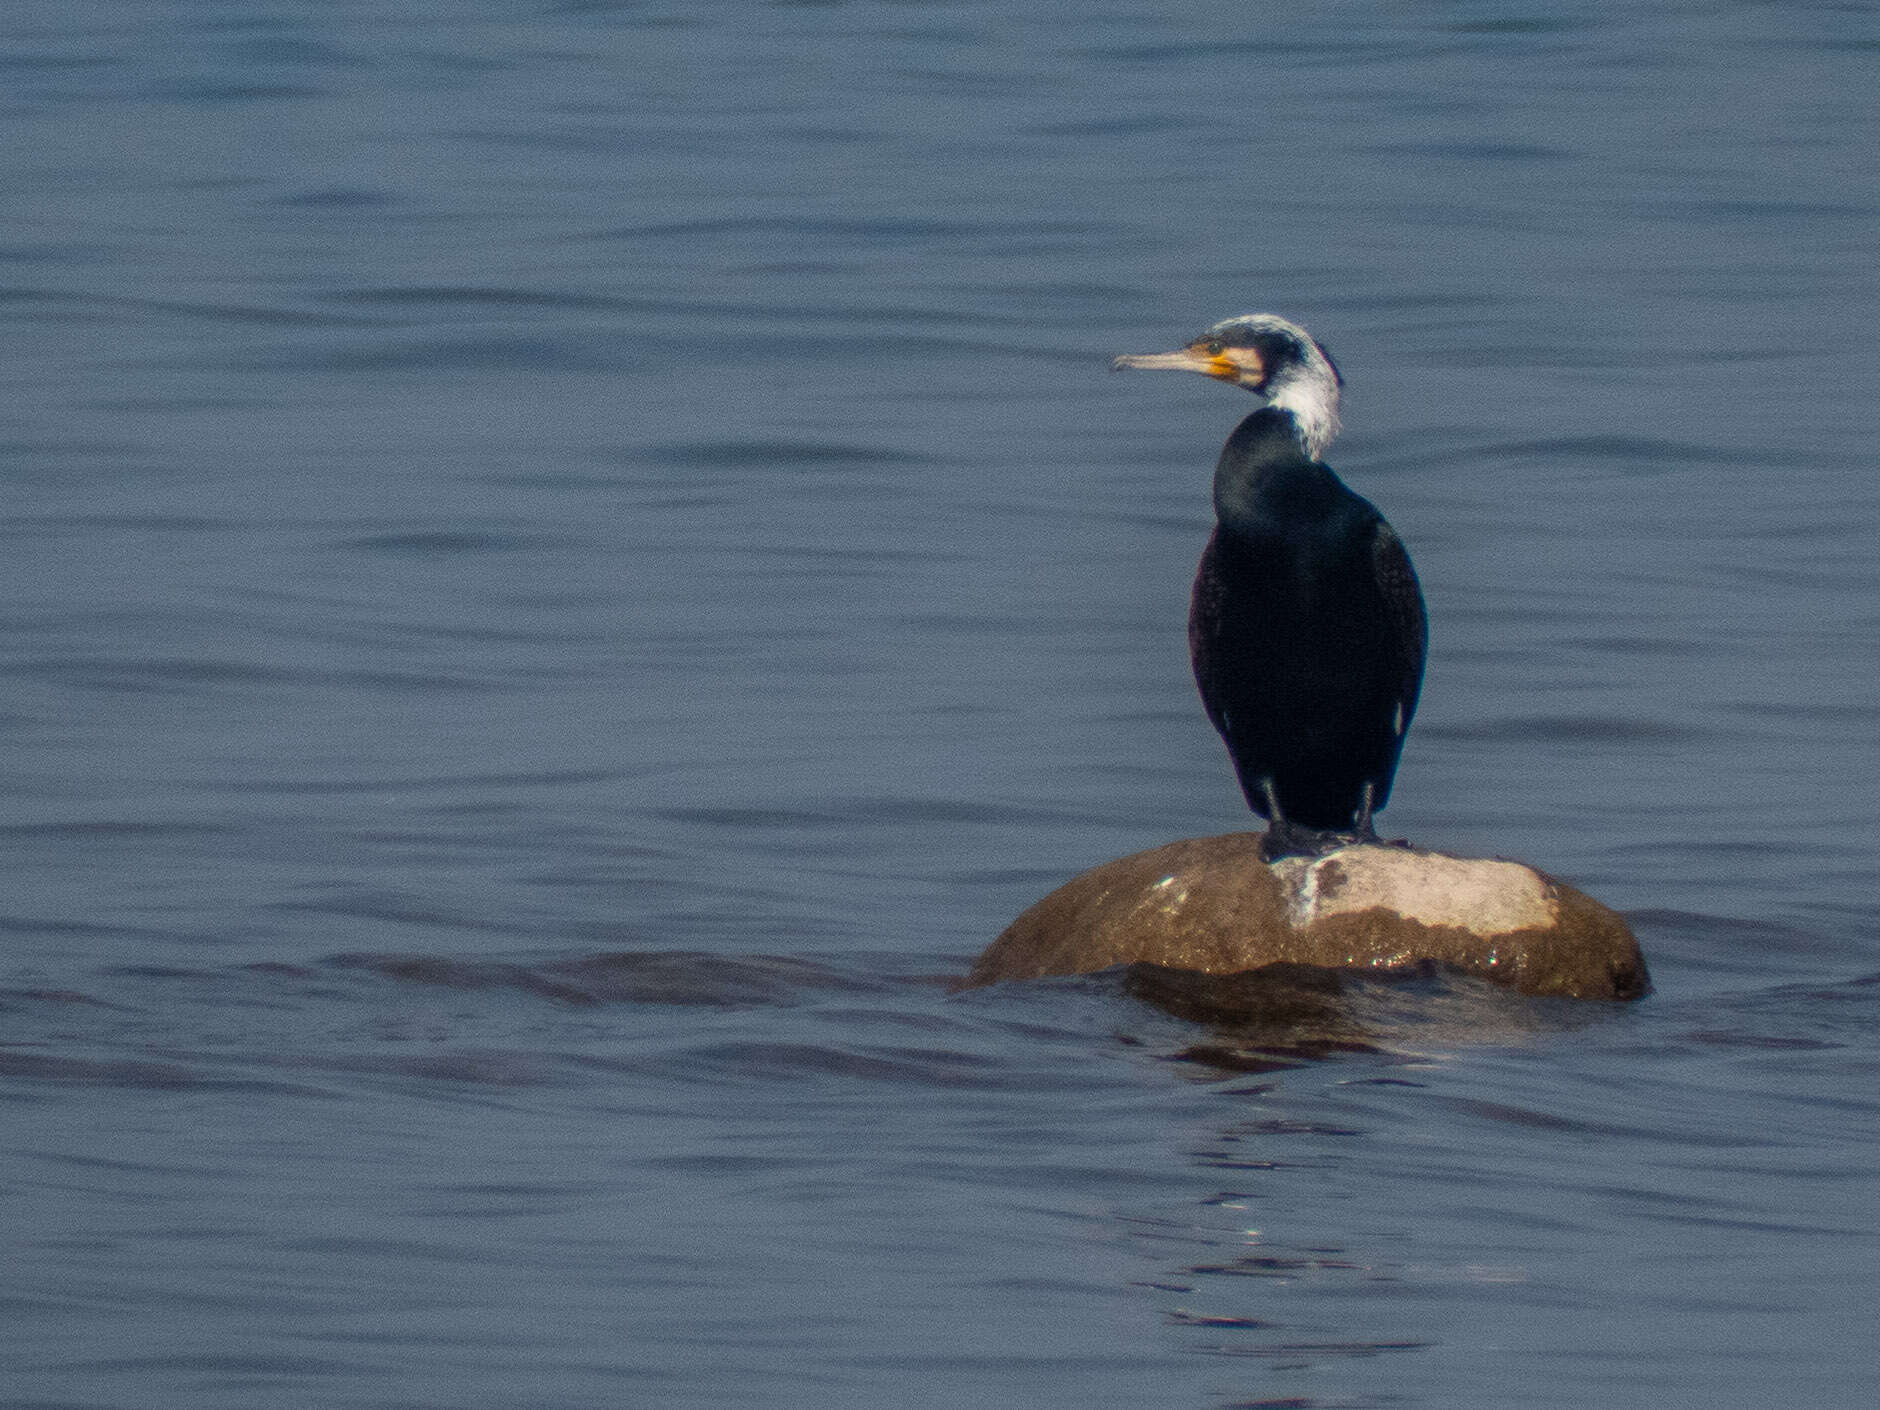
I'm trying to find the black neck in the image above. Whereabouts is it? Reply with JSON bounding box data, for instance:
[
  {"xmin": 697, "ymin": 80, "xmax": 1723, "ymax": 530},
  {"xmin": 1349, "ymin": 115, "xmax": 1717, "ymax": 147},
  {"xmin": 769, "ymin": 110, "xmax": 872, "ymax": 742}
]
[{"xmin": 1212, "ymin": 408, "xmax": 1329, "ymax": 528}]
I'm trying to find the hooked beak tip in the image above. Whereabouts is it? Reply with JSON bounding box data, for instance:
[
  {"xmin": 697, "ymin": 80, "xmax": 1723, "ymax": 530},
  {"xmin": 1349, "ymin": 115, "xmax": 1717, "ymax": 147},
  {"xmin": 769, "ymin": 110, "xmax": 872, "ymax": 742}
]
[{"xmin": 1112, "ymin": 352, "xmax": 1178, "ymax": 372}]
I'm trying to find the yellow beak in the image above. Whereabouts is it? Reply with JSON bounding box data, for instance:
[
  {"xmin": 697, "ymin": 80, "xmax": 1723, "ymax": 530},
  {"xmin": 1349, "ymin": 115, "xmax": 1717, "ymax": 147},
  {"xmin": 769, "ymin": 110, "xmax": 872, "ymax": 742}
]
[{"xmin": 1112, "ymin": 347, "xmax": 1257, "ymax": 383}]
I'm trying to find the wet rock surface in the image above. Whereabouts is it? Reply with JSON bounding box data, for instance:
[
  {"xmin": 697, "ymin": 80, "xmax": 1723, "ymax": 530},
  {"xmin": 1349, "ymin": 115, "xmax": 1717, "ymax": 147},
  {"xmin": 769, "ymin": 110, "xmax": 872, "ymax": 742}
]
[{"xmin": 968, "ymin": 833, "xmax": 1649, "ymax": 1002}]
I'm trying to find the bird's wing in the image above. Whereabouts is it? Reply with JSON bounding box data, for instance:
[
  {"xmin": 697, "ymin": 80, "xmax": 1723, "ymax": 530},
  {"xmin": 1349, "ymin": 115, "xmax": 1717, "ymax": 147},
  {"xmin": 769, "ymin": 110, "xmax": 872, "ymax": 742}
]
[
  {"xmin": 1187, "ymin": 530, "xmax": 1233, "ymax": 740},
  {"xmin": 1371, "ymin": 521, "xmax": 1428, "ymax": 729}
]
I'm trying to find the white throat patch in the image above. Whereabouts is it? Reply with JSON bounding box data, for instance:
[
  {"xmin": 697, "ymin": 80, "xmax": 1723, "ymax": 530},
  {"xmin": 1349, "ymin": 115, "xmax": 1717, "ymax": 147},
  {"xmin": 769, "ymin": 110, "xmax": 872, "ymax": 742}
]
[{"xmin": 1264, "ymin": 359, "xmax": 1342, "ymax": 460}]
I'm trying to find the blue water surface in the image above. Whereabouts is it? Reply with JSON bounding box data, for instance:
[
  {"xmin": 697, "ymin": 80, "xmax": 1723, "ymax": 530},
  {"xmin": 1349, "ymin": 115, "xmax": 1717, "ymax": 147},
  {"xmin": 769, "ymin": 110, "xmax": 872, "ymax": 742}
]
[{"xmin": 4, "ymin": 2, "xmax": 1879, "ymax": 1407}]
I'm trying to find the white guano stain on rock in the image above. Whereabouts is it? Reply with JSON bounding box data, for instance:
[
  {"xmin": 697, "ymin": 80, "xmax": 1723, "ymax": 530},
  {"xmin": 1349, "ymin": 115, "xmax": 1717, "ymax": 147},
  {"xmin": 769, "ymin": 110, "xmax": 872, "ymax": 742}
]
[{"xmin": 1272, "ymin": 847, "xmax": 1558, "ymax": 937}]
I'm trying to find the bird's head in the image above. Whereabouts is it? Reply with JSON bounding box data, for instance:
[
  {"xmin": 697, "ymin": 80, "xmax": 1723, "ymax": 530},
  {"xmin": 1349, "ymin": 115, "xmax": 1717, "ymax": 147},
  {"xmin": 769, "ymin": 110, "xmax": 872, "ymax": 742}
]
[{"xmin": 1113, "ymin": 313, "xmax": 1343, "ymax": 458}]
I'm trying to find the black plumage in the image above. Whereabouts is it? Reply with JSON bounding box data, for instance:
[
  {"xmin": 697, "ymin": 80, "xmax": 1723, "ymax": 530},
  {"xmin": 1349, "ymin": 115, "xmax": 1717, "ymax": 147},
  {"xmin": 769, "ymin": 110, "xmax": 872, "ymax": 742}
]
[{"xmin": 1115, "ymin": 314, "xmax": 1426, "ymax": 856}]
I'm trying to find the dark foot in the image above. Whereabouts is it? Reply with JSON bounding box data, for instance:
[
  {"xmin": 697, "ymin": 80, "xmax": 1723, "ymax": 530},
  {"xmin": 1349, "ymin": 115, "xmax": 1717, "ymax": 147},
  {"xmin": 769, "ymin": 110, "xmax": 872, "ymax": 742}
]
[
  {"xmin": 1258, "ymin": 820, "xmax": 1408, "ymax": 862},
  {"xmin": 1258, "ymin": 821, "xmax": 1344, "ymax": 861},
  {"xmin": 1253, "ymin": 780, "xmax": 1410, "ymax": 861}
]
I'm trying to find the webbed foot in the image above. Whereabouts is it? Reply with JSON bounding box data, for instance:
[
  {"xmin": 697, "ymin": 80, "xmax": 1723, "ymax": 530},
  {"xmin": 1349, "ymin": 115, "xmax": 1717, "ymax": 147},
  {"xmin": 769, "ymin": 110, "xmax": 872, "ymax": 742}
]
[
  {"xmin": 1258, "ymin": 819, "xmax": 1409, "ymax": 862},
  {"xmin": 1253, "ymin": 778, "xmax": 1409, "ymax": 861}
]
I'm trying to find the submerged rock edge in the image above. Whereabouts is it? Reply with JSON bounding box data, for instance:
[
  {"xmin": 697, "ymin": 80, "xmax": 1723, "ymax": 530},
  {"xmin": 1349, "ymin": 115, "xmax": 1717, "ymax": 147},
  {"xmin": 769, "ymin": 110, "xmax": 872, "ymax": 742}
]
[{"xmin": 966, "ymin": 833, "xmax": 1649, "ymax": 1002}]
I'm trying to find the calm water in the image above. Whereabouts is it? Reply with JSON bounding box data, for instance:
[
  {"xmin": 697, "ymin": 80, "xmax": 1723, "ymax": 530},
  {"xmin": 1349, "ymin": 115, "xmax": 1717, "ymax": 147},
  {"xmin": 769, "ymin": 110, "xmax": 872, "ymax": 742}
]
[{"xmin": 5, "ymin": 2, "xmax": 1880, "ymax": 1406}]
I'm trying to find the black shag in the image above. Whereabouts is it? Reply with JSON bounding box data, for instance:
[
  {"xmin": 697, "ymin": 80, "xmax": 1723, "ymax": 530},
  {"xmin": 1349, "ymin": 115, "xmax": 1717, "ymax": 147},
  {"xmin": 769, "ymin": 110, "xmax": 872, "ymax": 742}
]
[{"xmin": 1114, "ymin": 313, "xmax": 1427, "ymax": 859}]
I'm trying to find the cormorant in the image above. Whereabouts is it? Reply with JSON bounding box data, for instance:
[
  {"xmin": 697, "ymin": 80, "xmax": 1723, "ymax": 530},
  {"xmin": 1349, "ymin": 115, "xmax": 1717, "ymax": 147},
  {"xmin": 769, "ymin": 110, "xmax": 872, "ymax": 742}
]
[{"xmin": 1114, "ymin": 313, "xmax": 1427, "ymax": 860}]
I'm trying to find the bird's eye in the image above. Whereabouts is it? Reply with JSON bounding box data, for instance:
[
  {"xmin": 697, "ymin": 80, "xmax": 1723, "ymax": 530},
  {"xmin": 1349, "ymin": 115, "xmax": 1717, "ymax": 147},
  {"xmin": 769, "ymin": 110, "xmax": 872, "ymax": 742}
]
[{"xmin": 1206, "ymin": 341, "xmax": 1224, "ymax": 356}]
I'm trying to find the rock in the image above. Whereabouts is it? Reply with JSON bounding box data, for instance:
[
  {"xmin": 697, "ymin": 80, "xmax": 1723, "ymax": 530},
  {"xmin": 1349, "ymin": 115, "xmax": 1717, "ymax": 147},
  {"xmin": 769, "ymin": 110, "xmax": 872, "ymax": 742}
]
[{"xmin": 966, "ymin": 833, "xmax": 1649, "ymax": 1001}]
